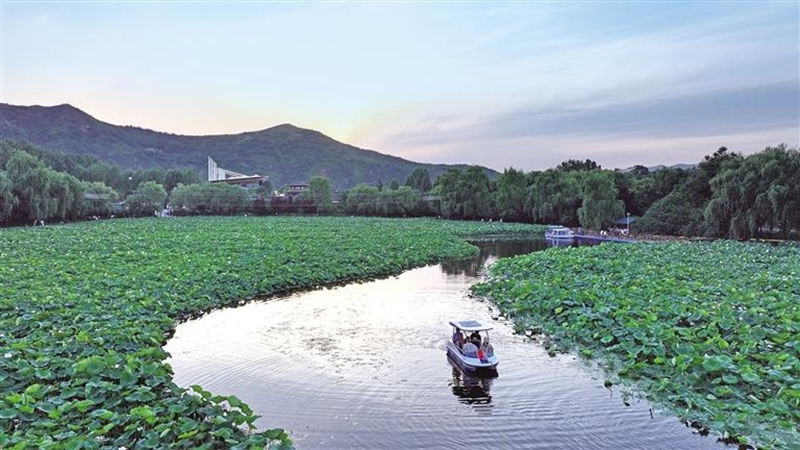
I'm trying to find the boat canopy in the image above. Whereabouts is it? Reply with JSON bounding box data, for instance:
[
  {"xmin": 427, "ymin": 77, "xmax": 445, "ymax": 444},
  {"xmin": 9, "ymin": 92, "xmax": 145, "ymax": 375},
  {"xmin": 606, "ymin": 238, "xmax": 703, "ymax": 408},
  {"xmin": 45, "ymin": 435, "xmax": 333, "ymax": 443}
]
[{"xmin": 449, "ymin": 319, "xmax": 493, "ymax": 332}]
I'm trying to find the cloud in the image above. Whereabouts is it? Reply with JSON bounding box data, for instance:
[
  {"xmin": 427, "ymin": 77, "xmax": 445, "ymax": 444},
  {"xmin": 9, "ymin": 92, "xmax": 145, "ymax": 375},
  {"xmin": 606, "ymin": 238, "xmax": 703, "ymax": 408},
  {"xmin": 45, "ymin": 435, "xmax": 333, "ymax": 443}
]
[{"xmin": 390, "ymin": 81, "xmax": 798, "ymax": 143}]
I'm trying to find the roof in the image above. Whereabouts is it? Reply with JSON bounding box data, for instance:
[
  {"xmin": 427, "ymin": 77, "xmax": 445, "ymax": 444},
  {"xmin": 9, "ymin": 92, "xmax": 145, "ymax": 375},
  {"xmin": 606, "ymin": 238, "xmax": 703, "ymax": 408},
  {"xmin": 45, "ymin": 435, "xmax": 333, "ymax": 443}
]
[
  {"xmin": 209, "ymin": 175, "xmax": 267, "ymax": 184},
  {"xmin": 615, "ymin": 217, "xmax": 635, "ymax": 225},
  {"xmin": 449, "ymin": 319, "xmax": 493, "ymax": 331}
]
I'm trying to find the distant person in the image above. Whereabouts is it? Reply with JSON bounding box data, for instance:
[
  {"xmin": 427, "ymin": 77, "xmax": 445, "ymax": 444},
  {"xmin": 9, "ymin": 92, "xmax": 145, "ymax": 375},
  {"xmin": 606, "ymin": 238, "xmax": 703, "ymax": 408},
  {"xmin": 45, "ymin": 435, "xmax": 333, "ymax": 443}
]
[
  {"xmin": 462, "ymin": 341, "xmax": 479, "ymax": 357},
  {"xmin": 469, "ymin": 331, "xmax": 482, "ymax": 346},
  {"xmin": 452, "ymin": 330, "xmax": 464, "ymax": 348},
  {"xmin": 480, "ymin": 337, "xmax": 494, "ymax": 357}
]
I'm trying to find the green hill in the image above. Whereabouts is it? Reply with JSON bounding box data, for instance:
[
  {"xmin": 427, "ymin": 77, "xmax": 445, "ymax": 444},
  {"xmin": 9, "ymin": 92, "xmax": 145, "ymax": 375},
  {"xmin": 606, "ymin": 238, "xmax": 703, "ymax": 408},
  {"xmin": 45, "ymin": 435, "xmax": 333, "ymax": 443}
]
[{"xmin": 0, "ymin": 103, "xmax": 498, "ymax": 188}]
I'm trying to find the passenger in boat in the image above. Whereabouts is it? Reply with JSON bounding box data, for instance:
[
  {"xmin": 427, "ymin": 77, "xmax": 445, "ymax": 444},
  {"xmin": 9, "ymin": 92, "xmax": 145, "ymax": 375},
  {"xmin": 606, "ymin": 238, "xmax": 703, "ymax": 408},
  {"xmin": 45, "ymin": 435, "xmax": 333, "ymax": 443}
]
[
  {"xmin": 452, "ymin": 329, "xmax": 465, "ymax": 348},
  {"xmin": 462, "ymin": 341, "xmax": 479, "ymax": 357},
  {"xmin": 469, "ymin": 331, "xmax": 482, "ymax": 346},
  {"xmin": 480, "ymin": 337, "xmax": 494, "ymax": 357}
]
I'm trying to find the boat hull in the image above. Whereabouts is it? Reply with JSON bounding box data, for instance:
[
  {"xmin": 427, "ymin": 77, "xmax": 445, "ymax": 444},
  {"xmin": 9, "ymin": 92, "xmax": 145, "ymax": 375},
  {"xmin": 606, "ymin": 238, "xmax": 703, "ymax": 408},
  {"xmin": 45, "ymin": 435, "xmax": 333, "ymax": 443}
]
[
  {"xmin": 446, "ymin": 342, "xmax": 498, "ymax": 372},
  {"xmin": 544, "ymin": 233, "xmax": 574, "ymax": 240}
]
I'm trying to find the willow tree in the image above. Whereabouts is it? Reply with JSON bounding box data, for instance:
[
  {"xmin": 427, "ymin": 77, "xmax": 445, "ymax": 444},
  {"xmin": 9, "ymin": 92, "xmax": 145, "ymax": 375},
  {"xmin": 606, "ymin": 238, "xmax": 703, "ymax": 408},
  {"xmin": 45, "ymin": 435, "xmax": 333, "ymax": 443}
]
[
  {"xmin": 578, "ymin": 171, "xmax": 624, "ymax": 230},
  {"xmin": 0, "ymin": 171, "xmax": 18, "ymax": 221},
  {"xmin": 436, "ymin": 166, "xmax": 491, "ymax": 220},
  {"xmin": 6, "ymin": 151, "xmax": 55, "ymax": 221},
  {"xmin": 705, "ymin": 145, "xmax": 799, "ymax": 239},
  {"xmin": 525, "ymin": 170, "xmax": 582, "ymax": 226},
  {"xmin": 494, "ymin": 167, "xmax": 528, "ymax": 222}
]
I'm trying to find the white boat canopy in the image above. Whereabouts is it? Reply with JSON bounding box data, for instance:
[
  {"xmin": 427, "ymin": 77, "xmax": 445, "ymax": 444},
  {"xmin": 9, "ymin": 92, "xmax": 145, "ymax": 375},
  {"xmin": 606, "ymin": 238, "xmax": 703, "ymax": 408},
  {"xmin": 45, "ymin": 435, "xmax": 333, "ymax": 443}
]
[{"xmin": 449, "ymin": 319, "xmax": 493, "ymax": 332}]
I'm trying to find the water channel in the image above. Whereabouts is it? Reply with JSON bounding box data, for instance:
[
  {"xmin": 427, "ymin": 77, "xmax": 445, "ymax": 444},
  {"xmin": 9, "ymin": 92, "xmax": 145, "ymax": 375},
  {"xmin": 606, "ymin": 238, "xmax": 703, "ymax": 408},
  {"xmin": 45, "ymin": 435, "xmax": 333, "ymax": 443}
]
[{"xmin": 165, "ymin": 239, "xmax": 728, "ymax": 450}]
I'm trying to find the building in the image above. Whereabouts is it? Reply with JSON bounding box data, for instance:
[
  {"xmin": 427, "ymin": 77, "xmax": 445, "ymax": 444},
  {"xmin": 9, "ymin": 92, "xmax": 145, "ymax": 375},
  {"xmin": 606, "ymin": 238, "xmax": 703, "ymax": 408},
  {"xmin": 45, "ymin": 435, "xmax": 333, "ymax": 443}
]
[{"xmin": 207, "ymin": 157, "xmax": 267, "ymax": 188}]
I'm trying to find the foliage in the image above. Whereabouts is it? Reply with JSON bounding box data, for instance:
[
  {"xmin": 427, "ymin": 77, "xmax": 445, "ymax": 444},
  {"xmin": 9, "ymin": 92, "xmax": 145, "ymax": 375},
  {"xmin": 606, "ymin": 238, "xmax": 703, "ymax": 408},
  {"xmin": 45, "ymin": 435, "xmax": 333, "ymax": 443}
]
[
  {"xmin": 80, "ymin": 181, "xmax": 119, "ymax": 217},
  {"xmin": 170, "ymin": 183, "xmax": 250, "ymax": 215},
  {"xmin": 308, "ymin": 176, "xmax": 334, "ymax": 213},
  {"xmin": 0, "ymin": 171, "xmax": 18, "ymax": 221},
  {"xmin": 704, "ymin": 145, "xmax": 800, "ymax": 239},
  {"xmin": 473, "ymin": 241, "xmax": 800, "ymax": 448},
  {"xmin": 632, "ymin": 167, "xmax": 690, "ymax": 215},
  {"xmin": 405, "ymin": 168, "xmax": 433, "ymax": 192},
  {"xmin": 556, "ymin": 159, "xmax": 601, "ymax": 172},
  {"xmin": 524, "ymin": 170, "xmax": 583, "ymax": 226},
  {"xmin": 3, "ymin": 150, "xmax": 84, "ymax": 223},
  {"xmin": 437, "ymin": 166, "xmax": 492, "ymax": 220},
  {"xmin": 494, "ymin": 168, "xmax": 528, "ymax": 222},
  {"xmin": 633, "ymin": 189, "xmax": 704, "ymax": 236},
  {"xmin": 0, "ymin": 216, "xmax": 544, "ymax": 449},
  {"xmin": 0, "ymin": 140, "xmax": 200, "ymax": 198},
  {"xmin": 126, "ymin": 181, "xmax": 167, "ymax": 216},
  {"xmin": 578, "ymin": 171, "xmax": 624, "ymax": 229},
  {"xmin": 0, "ymin": 105, "xmax": 499, "ymax": 189},
  {"xmin": 345, "ymin": 184, "xmax": 380, "ymax": 215}
]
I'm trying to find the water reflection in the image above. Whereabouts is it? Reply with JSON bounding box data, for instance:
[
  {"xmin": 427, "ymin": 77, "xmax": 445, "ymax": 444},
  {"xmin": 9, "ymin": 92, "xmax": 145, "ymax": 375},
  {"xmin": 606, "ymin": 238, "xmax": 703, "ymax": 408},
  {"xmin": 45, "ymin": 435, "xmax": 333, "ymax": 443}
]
[
  {"xmin": 448, "ymin": 357, "xmax": 495, "ymax": 409},
  {"xmin": 545, "ymin": 237, "xmax": 575, "ymax": 247},
  {"xmin": 441, "ymin": 239, "xmax": 550, "ymax": 276},
  {"xmin": 166, "ymin": 237, "xmax": 728, "ymax": 450}
]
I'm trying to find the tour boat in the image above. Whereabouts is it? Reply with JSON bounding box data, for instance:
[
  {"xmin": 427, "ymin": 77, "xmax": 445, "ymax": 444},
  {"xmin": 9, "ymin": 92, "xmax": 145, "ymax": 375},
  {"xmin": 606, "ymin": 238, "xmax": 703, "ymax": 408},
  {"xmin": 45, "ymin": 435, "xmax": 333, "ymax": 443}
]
[
  {"xmin": 446, "ymin": 319, "xmax": 498, "ymax": 373},
  {"xmin": 544, "ymin": 226, "xmax": 574, "ymax": 241}
]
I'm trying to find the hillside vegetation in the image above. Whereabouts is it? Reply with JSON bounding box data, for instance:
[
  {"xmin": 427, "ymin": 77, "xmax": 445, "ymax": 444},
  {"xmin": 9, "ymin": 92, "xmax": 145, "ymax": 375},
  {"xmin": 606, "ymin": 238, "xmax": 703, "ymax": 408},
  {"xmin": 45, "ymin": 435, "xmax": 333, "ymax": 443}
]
[{"xmin": 0, "ymin": 103, "xmax": 497, "ymax": 188}]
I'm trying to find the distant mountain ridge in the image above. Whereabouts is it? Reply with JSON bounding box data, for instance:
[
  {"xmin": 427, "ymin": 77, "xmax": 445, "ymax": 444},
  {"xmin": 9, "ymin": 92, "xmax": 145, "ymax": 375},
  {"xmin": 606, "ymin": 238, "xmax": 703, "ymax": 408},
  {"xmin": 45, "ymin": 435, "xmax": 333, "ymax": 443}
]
[{"xmin": 0, "ymin": 103, "xmax": 499, "ymax": 188}]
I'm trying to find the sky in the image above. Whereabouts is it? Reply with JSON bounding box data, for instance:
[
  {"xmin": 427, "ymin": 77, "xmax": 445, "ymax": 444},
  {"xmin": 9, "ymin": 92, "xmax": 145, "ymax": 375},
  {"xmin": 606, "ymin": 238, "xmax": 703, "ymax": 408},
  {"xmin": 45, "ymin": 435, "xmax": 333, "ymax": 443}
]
[{"xmin": 1, "ymin": 1, "xmax": 798, "ymax": 171}]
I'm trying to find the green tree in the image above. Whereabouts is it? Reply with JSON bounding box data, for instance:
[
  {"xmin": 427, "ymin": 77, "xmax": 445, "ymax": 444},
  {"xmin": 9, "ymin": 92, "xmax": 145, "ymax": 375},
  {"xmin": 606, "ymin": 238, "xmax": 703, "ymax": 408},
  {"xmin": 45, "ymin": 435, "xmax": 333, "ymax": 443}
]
[
  {"xmin": 346, "ymin": 184, "xmax": 379, "ymax": 215},
  {"xmin": 0, "ymin": 170, "xmax": 18, "ymax": 221},
  {"xmin": 634, "ymin": 188, "xmax": 704, "ymax": 236},
  {"xmin": 436, "ymin": 167, "xmax": 491, "ymax": 220},
  {"xmin": 127, "ymin": 181, "xmax": 167, "ymax": 216},
  {"xmin": 6, "ymin": 151, "xmax": 55, "ymax": 221},
  {"xmin": 309, "ymin": 176, "xmax": 334, "ymax": 213},
  {"xmin": 164, "ymin": 167, "xmax": 201, "ymax": 193},
  {"xmin": 169, "ymin": 183, "xmax": 249, "ymax": 215},
  {"xmin": 405, "ymin": 168, "xmax": 433, "ymax": 192},
  {"xmin": 578, "ymin": 171, "xmax": 624, "ymax": 229},
  {"xmin": 557, "ymin": 159, "xmax": 601, "ymax": 172},
  {"xmin": 494, "ymin": 167, "xmax": 527, "ymax": 221},
  {"xmin": 81, "ymin": 181, "xmax": 119, "ymax": 216},
  {"xmin": 704, "ymin": 145, "xmax": 799, "ymax": 239},
  {"xmin": 525, "ymin": 170, "xmax": 582, "ymax": 226}
]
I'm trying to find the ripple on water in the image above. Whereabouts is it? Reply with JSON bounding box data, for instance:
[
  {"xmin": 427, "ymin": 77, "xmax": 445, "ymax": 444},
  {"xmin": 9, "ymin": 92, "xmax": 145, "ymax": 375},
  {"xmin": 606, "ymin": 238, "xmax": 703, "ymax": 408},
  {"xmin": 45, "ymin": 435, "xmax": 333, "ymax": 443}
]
[{"xmin": 165, "ymin": 240, "xmax": 728, "ymax": 450}]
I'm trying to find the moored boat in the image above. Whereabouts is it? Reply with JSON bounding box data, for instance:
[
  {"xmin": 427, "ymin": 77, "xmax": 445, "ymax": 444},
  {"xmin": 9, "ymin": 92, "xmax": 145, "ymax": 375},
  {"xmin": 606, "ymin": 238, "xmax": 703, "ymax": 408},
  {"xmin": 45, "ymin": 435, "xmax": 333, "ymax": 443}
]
[
  {"xmin": 544, "ymin": 226, "xmax": 574, "ymax": 241},
  {"xmin": 446, "ymin": 319, "xmax": 498, "ymax": 373}
]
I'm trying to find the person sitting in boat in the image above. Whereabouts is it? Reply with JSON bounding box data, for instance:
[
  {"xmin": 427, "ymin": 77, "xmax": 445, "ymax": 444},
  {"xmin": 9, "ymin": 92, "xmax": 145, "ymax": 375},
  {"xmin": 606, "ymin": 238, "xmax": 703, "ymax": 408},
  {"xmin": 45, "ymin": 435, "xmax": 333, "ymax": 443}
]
[
  {"xmin": 480, "ymin": 337, "xmax": 494, "ymax": 357},
  {"xmin": 462, "ymin": 341, "xmax": 479, "ymax": 357},
  {"xmin": 469, "ymin": 331, "xmax": 482, "ymax": 346},
  {"xmin": 452, "ymin": 329, "xmax": 465, "ymax": 348}
]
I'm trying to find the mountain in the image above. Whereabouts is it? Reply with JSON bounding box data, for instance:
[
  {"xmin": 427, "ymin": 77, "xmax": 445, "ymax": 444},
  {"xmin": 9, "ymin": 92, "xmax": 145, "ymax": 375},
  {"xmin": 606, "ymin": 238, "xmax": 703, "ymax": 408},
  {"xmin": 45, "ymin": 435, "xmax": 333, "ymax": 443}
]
[
  {"xmin": 647, "ymin": 163, "xmax": 697, "ymax": 172},
  {"xmin": 0, "ymin": 103, "xmax": 498, "ymax": 188}
]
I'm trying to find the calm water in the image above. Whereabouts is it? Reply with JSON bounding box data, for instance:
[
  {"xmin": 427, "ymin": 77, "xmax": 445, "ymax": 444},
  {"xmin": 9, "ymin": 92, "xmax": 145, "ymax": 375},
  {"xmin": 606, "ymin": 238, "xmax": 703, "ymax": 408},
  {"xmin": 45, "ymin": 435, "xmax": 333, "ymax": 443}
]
[{"xmin": 165, "ymin": 240, "xmax": 727, "ymax": 450}]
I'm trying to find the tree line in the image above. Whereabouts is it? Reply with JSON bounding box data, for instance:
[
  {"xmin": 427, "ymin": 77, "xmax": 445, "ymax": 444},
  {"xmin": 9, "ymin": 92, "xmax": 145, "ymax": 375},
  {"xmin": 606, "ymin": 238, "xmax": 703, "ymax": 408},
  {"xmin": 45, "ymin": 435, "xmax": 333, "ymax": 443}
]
[{"xmin": 1, "ymin": 139, "xmax": 797, "ymax": 240}]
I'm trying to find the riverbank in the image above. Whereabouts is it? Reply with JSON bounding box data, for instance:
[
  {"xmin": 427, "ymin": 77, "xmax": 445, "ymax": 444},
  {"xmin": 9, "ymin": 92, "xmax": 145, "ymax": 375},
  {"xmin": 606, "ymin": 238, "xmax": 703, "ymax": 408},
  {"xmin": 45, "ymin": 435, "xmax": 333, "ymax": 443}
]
[
  {"xmin": 472, "ymin": 240, "xmax": 800, "ymax": 449},
  {"xmin": 0, "ymin": 216, "xmax": 546, "ymax": 449}
]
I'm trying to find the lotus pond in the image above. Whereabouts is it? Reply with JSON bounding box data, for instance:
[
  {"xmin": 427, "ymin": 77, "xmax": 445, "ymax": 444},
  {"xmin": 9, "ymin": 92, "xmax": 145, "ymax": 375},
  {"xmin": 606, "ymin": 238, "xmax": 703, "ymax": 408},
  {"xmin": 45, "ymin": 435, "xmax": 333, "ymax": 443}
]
[
  {"xmin": 0, "ymin": 216, "xmax": 545, "ymax": 449},
  {"xmin": 472, "ymin": 241, "xmax": 800, "ymax": 449}
]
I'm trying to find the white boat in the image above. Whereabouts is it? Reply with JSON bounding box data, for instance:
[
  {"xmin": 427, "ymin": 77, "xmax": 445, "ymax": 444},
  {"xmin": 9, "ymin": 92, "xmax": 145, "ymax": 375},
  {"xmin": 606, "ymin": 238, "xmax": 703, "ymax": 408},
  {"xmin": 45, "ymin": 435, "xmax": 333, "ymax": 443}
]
[
  {"xmin": 544, "ymin": 226, "xmax": 574, "ymax": 240},
  {"xmin": 446, "ymin": 319, "xmax": 498, "ymax": 372}
]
